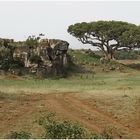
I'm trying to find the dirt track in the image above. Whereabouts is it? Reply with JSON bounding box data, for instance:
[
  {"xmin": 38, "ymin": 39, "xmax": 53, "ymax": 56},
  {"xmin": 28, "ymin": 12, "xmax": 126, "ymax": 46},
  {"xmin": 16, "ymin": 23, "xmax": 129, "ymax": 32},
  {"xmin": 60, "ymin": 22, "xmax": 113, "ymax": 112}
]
[{"xmin": 0, "ymin": 92, "xmax": 140, "ymax": 138}]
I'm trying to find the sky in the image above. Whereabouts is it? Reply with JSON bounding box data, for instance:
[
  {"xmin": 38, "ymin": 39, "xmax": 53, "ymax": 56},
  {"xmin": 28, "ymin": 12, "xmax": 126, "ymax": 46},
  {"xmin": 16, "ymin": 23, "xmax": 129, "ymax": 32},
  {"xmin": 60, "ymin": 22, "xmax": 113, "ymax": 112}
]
[{"xmin": 0, "ymin": 1, "xmax": 140, "ymax": 49}]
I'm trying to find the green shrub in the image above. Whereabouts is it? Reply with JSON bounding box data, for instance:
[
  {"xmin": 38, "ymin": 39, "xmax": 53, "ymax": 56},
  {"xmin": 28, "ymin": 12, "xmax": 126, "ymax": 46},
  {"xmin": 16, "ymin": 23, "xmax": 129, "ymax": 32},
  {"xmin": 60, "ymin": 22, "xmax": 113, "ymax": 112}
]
[
  {"xmin": 8, "ymin": 131, "xmax": 31, "ymax": 139},
  {"xmin": 38, "ymin": 113, "xmax": 88, "ymax": 139},
  {"xmin": 101, "ymin": 127, "xmax": 114, "ymax": 139},
  {"xmin": 38, "ymin": 113, "xmax": 117, "ymax": 139},
  {"xmin": 89, "ymin": 132, "xmax": 103, "ymax": 139},
  {"xmin": 0, "ymin": 47, "xmax": 24, "ymax": 71},
  {"xmin": 45, "ymin": 120, "xmax": 87, "ymax": 139},
  {"xmin": 0, "ymin": 59, "xmax": 11, "ymax": 71},
  {"xmin": 4, "ymin": 112, "xmax": 116, "ymax": 139},
  {"xmin": 0, "ymin": 47, "xmax": 12, "ymax": 71},
  {"xmin": 10, "ymin": 57, "xmax": 24, "ymax": 69},
  {"xmin": 114, "ymin": 50, "xmax": 138, "ymax": 60},
  {"xmin": 0, "ymin": 47, "xmax": 11, "ymax": 60},
  {"xmin": 133, "ymin": 50, "xmax": 140, "ymax": 55},
  {"xmin": 29, "ymin": 53, "xmax": 42, "ymax": 67}
]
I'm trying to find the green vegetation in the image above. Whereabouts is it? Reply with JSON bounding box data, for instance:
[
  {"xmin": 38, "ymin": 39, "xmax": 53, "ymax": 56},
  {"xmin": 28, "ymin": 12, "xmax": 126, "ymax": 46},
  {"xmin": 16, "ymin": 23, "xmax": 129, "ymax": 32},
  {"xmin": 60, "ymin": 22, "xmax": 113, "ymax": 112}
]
[
  {"xmin": 0, "ymin": 46, "xmax": 13, "ymax": 71},
  {"xmin": 6, "ymin": 113, "xmax": 114, "ymax": 139},
  {"xmin": 29, "ymin": 53, "xmax": 43, "ymax": 67},
  {"xmin": 68, "ymin": 20, "xmax": 140, "ymax": 60},
  {"xmin": 69, "ymin": 49, "xmax": 100, "ymax": 64},
  {"xmin": 8, "ymin": 131, "xmax": 31, "ymax": 139},
  {"xmin": 38, "ymin": 113, "xmax": 88, "ymax": 139},
  {"xmin": 114, "ymin": 50, "xmax": 139, "ymax": 60},
  {"xmin": 0, "ymin": 70, "xmax": 140, "ymax": 94},
  {"xmin": 0, "ymin": 48, "xmax": 24, "ymax": 73},
  {"xmin": 25, "ymin": 35, "xmax": 40, "ymax": 49}
]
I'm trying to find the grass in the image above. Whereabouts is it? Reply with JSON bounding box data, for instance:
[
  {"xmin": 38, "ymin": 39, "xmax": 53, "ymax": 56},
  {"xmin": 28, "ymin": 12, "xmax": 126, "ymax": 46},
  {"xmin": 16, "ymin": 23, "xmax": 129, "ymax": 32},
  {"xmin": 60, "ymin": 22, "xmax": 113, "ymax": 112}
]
[
  {"xmin": 68, "ymin": 49, "xmax": 100, "ymax": 64},
  {"xmin": 0, "ymin": 70, "xmax": 140, "ymax": 95}
]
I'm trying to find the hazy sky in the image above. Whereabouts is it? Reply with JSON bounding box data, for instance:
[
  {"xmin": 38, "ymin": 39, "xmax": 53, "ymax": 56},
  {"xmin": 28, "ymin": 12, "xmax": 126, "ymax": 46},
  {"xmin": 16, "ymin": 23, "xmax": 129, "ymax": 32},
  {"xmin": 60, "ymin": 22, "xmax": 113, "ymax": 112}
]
[{"xmin": 0, "ymin": 1, "xmax": 140, "ymax": 49}]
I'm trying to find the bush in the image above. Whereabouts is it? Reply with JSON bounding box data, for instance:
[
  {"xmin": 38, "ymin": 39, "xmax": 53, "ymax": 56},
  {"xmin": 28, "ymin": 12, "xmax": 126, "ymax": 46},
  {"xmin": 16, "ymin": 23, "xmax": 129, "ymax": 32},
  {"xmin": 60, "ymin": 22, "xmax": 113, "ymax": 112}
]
[
  {"xmin": 0, "ymin": 59, "xmax": 11, "ymax": 71},
  {"xmin": 88, "ymin": 132, "xmax": 102, "ymax": 139},
  {"xmin": 114, "ymin": 50, "xmax": 138, "ymax": 60},
  {"xmin": 0, "ymin": 47, "xmax": 24, "ymax": 72},
  {"xmin": 29, "ymin": 53, "xmax": 42, "ymax": 66},
  {"xmin": 8, "ymin": 131, "xmax": 31, "ymax": 139},
  {"xmin": 10, "ymin": 57, "xmax": 24, "ymax": 69},
  {"xmin": 0, "ymin": 47, "xmax": 11, "ymax": 60},
  {"xmin": 38, "ymin": 113, "xmax": 118, "ymax": 139},
  {"xmin": 133, "ymin": 50, "xmax": 140, "ymax": 55},
  {"xmin": 0, "ymin": 47, "xmax": 12, "ymax": 71},
  {"xmin": 38, "ymin": 113, "xmax": 88, "ymax": 139}
]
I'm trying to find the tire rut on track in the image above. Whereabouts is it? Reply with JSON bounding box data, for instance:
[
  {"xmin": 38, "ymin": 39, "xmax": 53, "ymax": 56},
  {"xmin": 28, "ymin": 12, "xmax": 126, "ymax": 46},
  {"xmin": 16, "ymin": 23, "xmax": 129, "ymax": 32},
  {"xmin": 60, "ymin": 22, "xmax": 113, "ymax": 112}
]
[{"xmin": 45, "ymin": 93, "xmax": 140, "ymax": 138}]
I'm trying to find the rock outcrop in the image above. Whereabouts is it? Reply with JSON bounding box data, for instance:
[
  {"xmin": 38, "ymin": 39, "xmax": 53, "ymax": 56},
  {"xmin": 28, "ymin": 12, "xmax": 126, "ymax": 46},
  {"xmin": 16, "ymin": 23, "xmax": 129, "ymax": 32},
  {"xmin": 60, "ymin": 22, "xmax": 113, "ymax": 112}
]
[{"xmin": 13, "ymin": 38, "xmax": 70, "ymax": 76}]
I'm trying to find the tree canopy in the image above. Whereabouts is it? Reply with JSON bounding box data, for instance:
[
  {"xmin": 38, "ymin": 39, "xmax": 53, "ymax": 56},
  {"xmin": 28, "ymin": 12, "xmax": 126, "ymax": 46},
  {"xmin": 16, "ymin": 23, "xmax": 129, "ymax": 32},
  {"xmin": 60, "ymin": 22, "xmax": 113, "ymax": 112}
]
[{"xmin": 68, "ymin": 20, "xmax": 140, "ymax": 59}]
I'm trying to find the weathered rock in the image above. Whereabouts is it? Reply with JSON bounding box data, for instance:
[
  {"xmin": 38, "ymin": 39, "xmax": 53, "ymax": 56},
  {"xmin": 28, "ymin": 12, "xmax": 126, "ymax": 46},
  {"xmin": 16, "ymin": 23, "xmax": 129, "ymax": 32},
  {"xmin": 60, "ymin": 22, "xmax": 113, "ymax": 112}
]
[{"xmin": 12, "ymin": 38, "xmax": 70, "ymax": 76}]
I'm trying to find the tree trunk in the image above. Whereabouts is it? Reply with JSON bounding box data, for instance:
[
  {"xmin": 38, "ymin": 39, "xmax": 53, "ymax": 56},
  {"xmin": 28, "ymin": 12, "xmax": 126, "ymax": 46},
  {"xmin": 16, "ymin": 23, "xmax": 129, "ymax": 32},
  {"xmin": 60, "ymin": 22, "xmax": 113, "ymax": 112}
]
[{"xmin": 103, "ymin": 48, "xmax": 115, "ymax": 60}]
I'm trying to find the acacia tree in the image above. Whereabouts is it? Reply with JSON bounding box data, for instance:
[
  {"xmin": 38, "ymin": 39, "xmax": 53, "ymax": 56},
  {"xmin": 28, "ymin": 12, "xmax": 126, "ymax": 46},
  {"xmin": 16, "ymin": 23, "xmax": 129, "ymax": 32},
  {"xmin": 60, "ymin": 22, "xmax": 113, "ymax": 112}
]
[
  {"xmin": 120, "ymin": 26, "xmax": 140, "ymax": 50},
  {"xmin": 68, "ymin": 21, "xmax": 138, "ymax": 59}
]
